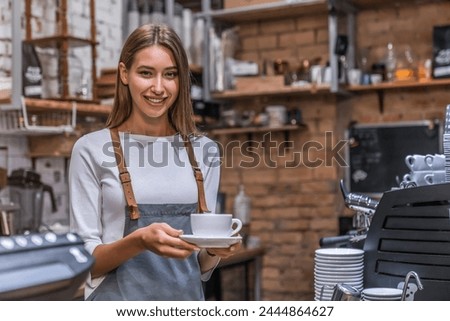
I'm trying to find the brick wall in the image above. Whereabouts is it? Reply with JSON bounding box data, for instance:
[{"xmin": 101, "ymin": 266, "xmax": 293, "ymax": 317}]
[
  {"xmin": 218, "ymin": 2, "xmax": 450, "ymax": 301},
  {"xmin": 2, "ymin": 0, "xmax": 450, "ymax": 302}
]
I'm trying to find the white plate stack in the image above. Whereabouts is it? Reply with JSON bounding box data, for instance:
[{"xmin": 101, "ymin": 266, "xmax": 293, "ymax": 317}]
[
  {"xmin": 361, "ymin": 287, "xmax": 403, "ymax": 301},
  {"xmin": 314, "ymin": 248, "xmax": 364, "ymax": 301}
]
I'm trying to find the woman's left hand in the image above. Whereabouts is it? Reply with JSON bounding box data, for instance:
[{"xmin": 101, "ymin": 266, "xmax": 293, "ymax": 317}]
[{"xmin": 205, "ymin": 241, "xmax": 242, "ymax": 259}]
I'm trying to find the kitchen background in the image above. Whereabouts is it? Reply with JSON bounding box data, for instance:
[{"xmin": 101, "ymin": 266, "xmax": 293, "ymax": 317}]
[{"xmin": 1, "ymin": 0, "xmax": 450, "ymax": 301}]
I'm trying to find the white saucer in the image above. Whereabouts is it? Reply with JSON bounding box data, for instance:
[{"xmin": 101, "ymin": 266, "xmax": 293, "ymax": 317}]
[
  {"xmin": 315, "ymin": 248, "xmax": 364, "ymax": 257},
  {"xmin": 180, "ymin": 235, "xmax": 242, "ymax": 248}
]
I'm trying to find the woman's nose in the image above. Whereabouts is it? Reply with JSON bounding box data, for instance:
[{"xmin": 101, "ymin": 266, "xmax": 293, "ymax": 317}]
[{"xmin": 150, "ymin": 76, "xmax": 164, "ymax": 94}]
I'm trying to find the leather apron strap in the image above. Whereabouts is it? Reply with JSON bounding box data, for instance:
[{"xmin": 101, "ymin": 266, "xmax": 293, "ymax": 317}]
[
  {"xmin": 110, "ymin": 128, "xmax": 140, "ymax": 220},
  {"xmin": 182, "ymin": 135, "xmax": 210, "ymax": 214},
  {"xmin": 109, "ymin": 128, "xmax": 210, "ymax": 220}
]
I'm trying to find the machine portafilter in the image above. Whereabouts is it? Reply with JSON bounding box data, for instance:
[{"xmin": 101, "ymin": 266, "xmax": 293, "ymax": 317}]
[
  {"xmin": 340, "ymin": 180, "xmax": 378, "ymax": 215},
  {"xmin": 339, "ymin": 179, "xmax": 379, "ymax": 232},
  {"xmin": 320, "ymin": 180, "xmax": 379, "ymax": 248}
]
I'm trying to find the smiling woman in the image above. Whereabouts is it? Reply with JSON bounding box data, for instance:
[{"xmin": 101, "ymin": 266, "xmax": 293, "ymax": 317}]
[
  {"xmin": 117, "ymin": 45, "xmax": 180, "ymax": 133},
  {"xmin": 68, "ymin": 24, "xmax": 241, "ymax": 301}
]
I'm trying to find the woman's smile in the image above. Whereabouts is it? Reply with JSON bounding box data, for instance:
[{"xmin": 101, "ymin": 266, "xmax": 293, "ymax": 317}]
[{"xmin": 144, "ymin": 96, "xmax": 166, "ymax": 104}]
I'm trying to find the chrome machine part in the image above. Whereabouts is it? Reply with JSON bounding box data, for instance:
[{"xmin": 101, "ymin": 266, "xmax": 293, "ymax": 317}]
[{"xmin": 340, "ymin": 180, "xmax": 379, "ymax": 230}]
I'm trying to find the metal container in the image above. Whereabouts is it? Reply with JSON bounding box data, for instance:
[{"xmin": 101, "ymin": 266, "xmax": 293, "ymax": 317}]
[{"xmin": 331, "ymin": 283, "xmax": 361, "ymax": 301}]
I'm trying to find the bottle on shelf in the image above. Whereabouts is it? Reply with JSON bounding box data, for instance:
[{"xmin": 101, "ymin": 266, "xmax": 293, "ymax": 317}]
[
  {"xmin": 384, "ymin": 42, "xmax": 397, "ymax": 82},
  {"xmin": 233, "ymin": 184, "xmax": 251, "ymax": 246}
]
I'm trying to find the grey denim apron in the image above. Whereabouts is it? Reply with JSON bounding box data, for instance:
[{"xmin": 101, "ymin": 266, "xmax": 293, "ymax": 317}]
[
  {"xmin": 86, "ymin": 129, "xmax": 209, "ymax": 301},
  {"xmin": 86, "ymin": 203, "xmax": 203, "ymax": 301}
]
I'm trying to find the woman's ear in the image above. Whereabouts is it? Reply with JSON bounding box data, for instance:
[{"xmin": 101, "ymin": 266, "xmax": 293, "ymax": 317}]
[{"xmin": 119, "ymin": 62, "xmax": 128, "ymax": 85}]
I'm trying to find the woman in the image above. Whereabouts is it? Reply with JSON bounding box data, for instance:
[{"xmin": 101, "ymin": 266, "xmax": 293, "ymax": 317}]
[{"xmin": 69, "ymin": 24, "xmax": 240, "ymax": 300}]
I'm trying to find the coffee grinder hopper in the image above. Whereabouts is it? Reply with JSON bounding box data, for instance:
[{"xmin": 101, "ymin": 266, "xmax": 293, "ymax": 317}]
[{"xmin": 7, "ymin": 168, "xmax": 57, "ymax": 233}]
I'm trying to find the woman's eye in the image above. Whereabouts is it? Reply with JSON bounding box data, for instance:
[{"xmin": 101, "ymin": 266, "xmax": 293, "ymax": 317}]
[
  {"xmin": 165, "ymin": 71, "xmax": 178, "ymax": 79},
  {"xmin": 140, "ymin": 70, "xmax": 152, "ymax": 77}
]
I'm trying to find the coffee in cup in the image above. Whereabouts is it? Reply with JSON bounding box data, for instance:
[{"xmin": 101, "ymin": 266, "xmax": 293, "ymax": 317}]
[{"xmin": 190, "ymin": 213, "xmax": 242, "ymax": 237}]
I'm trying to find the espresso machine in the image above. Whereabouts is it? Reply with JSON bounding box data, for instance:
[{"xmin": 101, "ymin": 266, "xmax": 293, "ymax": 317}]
[{"xmin": 7, "ymin": 168, "xmax": 57, "ymax": 234}]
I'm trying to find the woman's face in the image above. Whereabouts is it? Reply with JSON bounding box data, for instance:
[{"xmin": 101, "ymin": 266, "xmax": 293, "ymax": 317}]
[{"xmin": 119, "ymin": 45, "xmax": 179, "ymax": 122}]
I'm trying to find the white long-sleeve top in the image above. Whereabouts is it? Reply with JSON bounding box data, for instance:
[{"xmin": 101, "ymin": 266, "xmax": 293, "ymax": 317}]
[{"xmin": 68, "ymin": 128, "xmax": 220, "ymax": 297}]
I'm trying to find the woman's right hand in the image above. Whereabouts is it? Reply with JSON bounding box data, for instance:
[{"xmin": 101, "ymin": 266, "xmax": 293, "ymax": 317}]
[
  {"xmin": 137, "ymin": 222, "xmax": 200, "ymax": 259},
  {"xmin": 91, "ymin": 222, "xmax": 199, "ymax": 278}
]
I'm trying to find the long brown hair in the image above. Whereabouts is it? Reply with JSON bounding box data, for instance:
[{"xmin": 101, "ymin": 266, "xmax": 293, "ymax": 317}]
[{"xmin": 106, "ymin": 24, "xmax": 197, "ymax": 136}]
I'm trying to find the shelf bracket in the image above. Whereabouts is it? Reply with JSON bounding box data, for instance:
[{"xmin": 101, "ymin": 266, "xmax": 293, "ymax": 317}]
[
  {"xmin": 283, "ymin": 130, "xmax": 294, "ymax": 150},
  {"xmin": 376, "ymin": 90, "xmax": 385, "ymax": 114}
]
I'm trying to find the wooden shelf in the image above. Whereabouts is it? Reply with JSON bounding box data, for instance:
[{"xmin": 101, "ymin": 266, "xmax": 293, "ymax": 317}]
[
  {"xmin": 24, "ymin": 36, "xmax": 96, "ymax": 49},
  {"xmin": 199, "ymin": 0, "xmax": 328, "ymax": 22},
  {"xmin": 28, "ymin": 151, "xmax": 72, "ymax": 158},
  {"xmin": 351, "ymin": 0, "xmax": 446, "ymax": 10},
  {"xmin": 24, "ymin": 98, "xmax": 111, "ymax": 115},
  {"xmin": 210, "ymin": 124, "xmax": 305, "ymax": 136},
  {"xmin": 211, "ymin": 78, "xmax": 444, "ymax": 100},
  {"xmin": 211, "ymin": 83, "xmax": 331, "ymax": 99},
  {"xmin": 346, "ymin": 78, "xmax": 450, "ymax": 113},
  {"xmin": 0, "ymin": 96, "xmax": 10, "ymax": 104},
  {"xmin": 347, "ymin": 78, "xmax": 450, "ymax": 92}
]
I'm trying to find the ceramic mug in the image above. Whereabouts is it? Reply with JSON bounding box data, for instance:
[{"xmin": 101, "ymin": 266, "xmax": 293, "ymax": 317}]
[
  {"xmin": 403, "ymin": 172, "xmax": 429, "ymax": 186},
  {"xmin": 190, "ymin": 213, "xmax": 242, "ymax": 237},
  {"xmin": 424, "ymin": 154, "xmax": 445, "ymax": 170},
  {"xmin": 310, "ymin": 65, "xmax": 323, "ymax": 84},
  {"xmin": 405, "ymin": 154, "xmax": 445, "ymax": 171},
  {"xmin": 405, "ymin": 154, "xmax": 431, "ymax": 171},
  {"xmin": 424, "ymin": 171, "xmax": 446, "ymax": 185},
  {"xmin": 347, "ymin": 68, "xmax": 362, "ymax": 85},
  {"xmin": 370, "ymin": 73, "xmax": 382, "ymax": 85}
]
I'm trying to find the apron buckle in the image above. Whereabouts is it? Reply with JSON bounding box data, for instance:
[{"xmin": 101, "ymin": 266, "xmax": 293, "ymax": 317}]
[{"xmin": 129, "ymin": 205, "xmax": 140, "ymax": 220}]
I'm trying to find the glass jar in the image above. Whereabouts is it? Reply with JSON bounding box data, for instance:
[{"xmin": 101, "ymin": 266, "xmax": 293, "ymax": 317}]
[{"xmin": 395, "ymin": 46, "xmax": 417, "ymax": 81}]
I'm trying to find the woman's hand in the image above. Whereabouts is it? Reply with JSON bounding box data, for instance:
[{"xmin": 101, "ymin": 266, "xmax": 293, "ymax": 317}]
[
  {"xmin": 205, "ymin": 241, "xmax": 242, "ymax": 259},
  {"xmin": 90, "ymin": 222, "xmax": 199, "ymax": 278},
  {"xmin": 138, "ymin": 222, "xmax": 200, "ymax": 259}
]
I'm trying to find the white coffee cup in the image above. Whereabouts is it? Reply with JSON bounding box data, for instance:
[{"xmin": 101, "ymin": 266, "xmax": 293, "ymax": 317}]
[
  {"xmin": 190, "ymin": 213, "xmax": 242, "ymax": 237},
  {"xmin": 424, "ymin": 154, "xmax": 445, "ymax": 170},
  {"xmin": 347, "ymin": 68, "xmax": 362, "ymax": 85},
  {"xmin": 424, "ymin": 171, "xmax": 446, "ymax": 185},
  {"xmin": 310, "ymin": 65, "xmax": 323, "ymax": 84},
  {"xmin": 405, "ymin": 154, "xmax": 431, "ymax": 171},
  {"xmin": 323, "ymin": 66, "xmax": 332, "ymax": 84},
  {"xmin": 370, "ymin": 73, "xmax": 382, "ymax": 85},
  {"xmin": 405, "ymin": 154, "xmax": 445, "ymax": 171}
]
